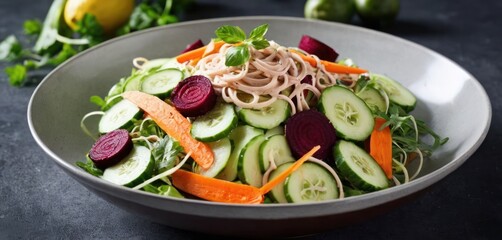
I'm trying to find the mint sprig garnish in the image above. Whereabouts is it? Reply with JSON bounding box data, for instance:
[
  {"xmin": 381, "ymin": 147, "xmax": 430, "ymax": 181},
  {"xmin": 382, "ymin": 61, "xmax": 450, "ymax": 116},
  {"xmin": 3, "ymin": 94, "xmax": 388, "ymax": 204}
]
[{"xmin": 215, "ymin": 24, "xmax": 270, "ymax": 66}]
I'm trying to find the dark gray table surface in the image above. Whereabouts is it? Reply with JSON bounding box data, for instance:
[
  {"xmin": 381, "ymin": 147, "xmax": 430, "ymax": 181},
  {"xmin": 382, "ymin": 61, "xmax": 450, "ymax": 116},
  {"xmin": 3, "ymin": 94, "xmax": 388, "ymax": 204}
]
[{"xmin": 1, "ymin": 0, "xmax": 500, "ymax": 239}]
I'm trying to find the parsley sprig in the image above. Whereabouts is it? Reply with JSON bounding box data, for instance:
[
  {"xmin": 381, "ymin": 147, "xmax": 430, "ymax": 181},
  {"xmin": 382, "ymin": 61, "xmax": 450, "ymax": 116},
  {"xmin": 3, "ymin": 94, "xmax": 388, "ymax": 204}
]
[{"xmin": 215, "ymin": 24, "xmax": 270, "ymax": 67}]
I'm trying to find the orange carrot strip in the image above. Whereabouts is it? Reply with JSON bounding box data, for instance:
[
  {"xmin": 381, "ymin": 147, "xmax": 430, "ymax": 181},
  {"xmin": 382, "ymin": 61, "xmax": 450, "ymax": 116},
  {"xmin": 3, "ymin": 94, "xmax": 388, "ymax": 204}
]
[
  {"xmin": 170, "ymin": 146, "xmax": 320, "ymax": 204},
  {"xmin": 122, "ymin": 91, "xmax": 214, "ymax": 169},
  {"xmin": 290, "ymin": 49, "xmax": 368, "ymax": 74},
  {"xmin": 176, "ymin": 41, "xmax": 225, "ymax": 63},
  {"xmin": 172, "ymin": 169, "xmax": 264, "ymax": 204},
  {"xmin": 370, "ymin": 118, "xmax": 393, "ymax": 179},
  {"xmin": 259, "ymin": 145, "xmax": 320, "ymax": 194}
]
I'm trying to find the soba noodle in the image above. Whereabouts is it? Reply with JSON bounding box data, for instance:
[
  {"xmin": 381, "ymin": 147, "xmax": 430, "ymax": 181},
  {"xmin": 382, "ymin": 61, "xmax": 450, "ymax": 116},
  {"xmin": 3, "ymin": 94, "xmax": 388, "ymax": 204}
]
[{"xmin": 190, "ymin": 41, "xmax": 352, "ymax": 114}]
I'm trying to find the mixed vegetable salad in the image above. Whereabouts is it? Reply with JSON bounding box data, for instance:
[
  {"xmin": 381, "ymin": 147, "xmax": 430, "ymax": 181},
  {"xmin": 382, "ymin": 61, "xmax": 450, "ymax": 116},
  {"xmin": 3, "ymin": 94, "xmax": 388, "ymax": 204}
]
[{"xmin": 78, "ymin": 24, "xmax": 447, "ymax": 204}]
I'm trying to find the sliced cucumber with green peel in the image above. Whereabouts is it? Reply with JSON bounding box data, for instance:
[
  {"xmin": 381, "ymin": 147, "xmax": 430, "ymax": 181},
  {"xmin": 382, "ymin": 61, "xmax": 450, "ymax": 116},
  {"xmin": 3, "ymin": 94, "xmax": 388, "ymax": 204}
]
[
  {"xmin": 217, "ymin": 125, "xmax": 264, "ymax": 181},
  {"xmin": 265, "ymin": 126, "xmax": 284, "ymax": 139},
  {"xmin": 334, "ymin": 140, "xmax": 389, "ymax": 191},
  {"xmin": 319, "ymin": 85, "xmax": 374, "ymax": 141},
  {"xmin": 194, "ymin": 138, "xmax": 232, "ymax": 178},
  {"xmin": 140, "ymin": 58, "xmax": 174, "ymax": 72},
  {"xmin": 238, "ymin": 99, "xmax": 290, "ymax": 129},
  {"xmin": 268, "ymin": 162, "xmax": 293, "ymax": 203},
  {"xmin": 99, "ymin": 99, "xmax": 142, "ymax": 133},
  {"xmin": 123, "ymin": 74, "xmax": 143, "ymax": 92},
  {"xmin": 259, "ymin": 134, "xmax": 295, "ymax": 172},
  {"xmin": 101, "ymin": 145, "xmax": 154, "ymax": 187},
  {"xmin": 141, "ymin": 68, "xmax": 184, "ymax": 98},
  {"xmin": 284, "ymin": 162, "xmax": 339, "ymax": 203},
  {"xmin": 356, "ymin": 86, "xmax": 387, "ymax": 113},
  {"xmin": 238, "ymin": 135, "xmax": 266, "ymax": 187},
  {"xmin": 191, "ymin": 102, "xmax": 237, "ymax": 142},
  {"xmin": 369, "ymin": 73, "xmax": 416, "ymax": 112}
]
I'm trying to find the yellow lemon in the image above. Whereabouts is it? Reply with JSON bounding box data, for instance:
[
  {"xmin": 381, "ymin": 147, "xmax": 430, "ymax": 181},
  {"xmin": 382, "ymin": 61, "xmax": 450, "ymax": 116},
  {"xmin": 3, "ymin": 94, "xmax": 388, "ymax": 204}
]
[{"xmin": 64, "ymin": 0, "xmax": 135, "ymax": 34}]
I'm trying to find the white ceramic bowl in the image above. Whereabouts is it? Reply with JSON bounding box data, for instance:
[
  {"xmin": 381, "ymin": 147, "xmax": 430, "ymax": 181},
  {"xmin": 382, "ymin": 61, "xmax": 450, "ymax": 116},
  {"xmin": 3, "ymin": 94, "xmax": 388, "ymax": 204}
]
[{"xmin": 27, "ymin": 16, "xmax": 491, "ymax": 237}]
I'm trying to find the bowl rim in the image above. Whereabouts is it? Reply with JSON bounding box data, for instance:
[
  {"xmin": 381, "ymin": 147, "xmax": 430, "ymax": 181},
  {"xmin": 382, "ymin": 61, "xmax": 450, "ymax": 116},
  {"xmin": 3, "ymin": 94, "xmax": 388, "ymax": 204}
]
[{"xmin": 27, "ymin": 16, "xmax": 492, "ymax": 218}]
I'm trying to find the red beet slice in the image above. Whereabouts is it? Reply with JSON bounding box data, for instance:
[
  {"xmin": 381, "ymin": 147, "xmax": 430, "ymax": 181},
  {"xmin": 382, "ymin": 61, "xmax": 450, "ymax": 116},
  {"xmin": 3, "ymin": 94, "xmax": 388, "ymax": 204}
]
[
  {"xmin": 171, "ymin": 75, "xmax": 217, "ymax": 117},
  {"xmin": 298, "ymin": 35, "xmax": 339, "ymax": 62},
  {"xmin": 285, "ymin": 109, "xmax": 336, "ymax": 160},
  {"xmin": 89, "ymin": 129, "xmax": 133, "ymax": 169},
  {"xmin": 180, "ymin": 39, "xmax": 204, "ymax": 53}
]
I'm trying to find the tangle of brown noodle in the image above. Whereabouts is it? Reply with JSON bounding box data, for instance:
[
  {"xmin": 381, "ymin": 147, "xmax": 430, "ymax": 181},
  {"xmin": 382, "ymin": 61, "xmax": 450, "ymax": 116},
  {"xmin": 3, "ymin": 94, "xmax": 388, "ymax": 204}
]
[{"xmin": 191, "ymin": 41, "xmax": 354, "ymax": 114}]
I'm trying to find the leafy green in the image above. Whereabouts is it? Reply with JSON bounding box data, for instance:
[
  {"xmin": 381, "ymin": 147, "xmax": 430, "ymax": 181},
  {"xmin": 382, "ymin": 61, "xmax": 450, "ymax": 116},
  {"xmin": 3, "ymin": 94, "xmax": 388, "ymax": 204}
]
[
  {"xmin": 5, "ymin": 64, "xmax": 27, "ymax": 86},
  {"xmin": 143, "ymin": 184, "xmax": 184, "ymax": 198},
  {"xmin": 224, "ymin": 45, "xmax": 250, "ymax": 66},
  {"xmin": 152, "ymin": 135, "xmax": 182, "ymax": 173},
  {"xmin": 75, "ymin": 13, "xmax": 104, "ymax": 47},
  {"xmin": 214, "ymin": 24, "xmax": 271, "ymax": 66},
  {"xmin": 120, "ymin": 0, "xmax": 184, "ymax": 35},
  {"xmin": 0, "ymin": 35, "xmax": 22, "ymax": 61},
  {"xmin": 376, "ymin": 103, "xmax": 448, "ymax": 158},
  {"xmin": 215, "ymin": 26, "xmax": 247, "ymax": 43},
  {"xmin": 3, "ymin": 0, "xmax": 193, "ymax": 87},
  {"xmin": 23, "ymin": 19, "xmax": 43, "ymax": 36},
  {"xmin": 76, "ymin": 157, "xmax": 104, "ymax": 177}
]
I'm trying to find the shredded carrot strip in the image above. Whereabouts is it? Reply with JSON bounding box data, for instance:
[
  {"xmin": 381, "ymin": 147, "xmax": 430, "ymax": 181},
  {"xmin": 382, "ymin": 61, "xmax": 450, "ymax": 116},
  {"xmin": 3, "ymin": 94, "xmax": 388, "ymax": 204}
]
[
  {"xmin": 259, "ymin": 145, "xmax": 320, "ymax": 194},
  {"xmin": 122, "ymin": 91, "xmax": 214, "ymax": 169},
  {"xmin": 290, "ymin": 49, "xmax": 368, "ymax": 74},
  {"xmin": 171, "ymin": 146, "xmax": 320, "ymax": 204},
  {"xmin": 370, "ymin": 118, "xmax": 393, "ymax": 179},
  {"xmin": 176, "ymin": 41, "xmax": 225, "ymax": 63},
  {"xmin": 172, "ymin": 169, "xmax": 264, "ymax": 204}
]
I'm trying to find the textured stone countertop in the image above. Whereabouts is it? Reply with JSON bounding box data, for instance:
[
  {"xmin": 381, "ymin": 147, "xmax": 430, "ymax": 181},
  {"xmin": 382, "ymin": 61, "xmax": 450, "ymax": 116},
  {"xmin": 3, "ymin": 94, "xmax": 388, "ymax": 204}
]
[{"xmin": 0, "ymin": 0, "xmax": 500, "ymax": 239}]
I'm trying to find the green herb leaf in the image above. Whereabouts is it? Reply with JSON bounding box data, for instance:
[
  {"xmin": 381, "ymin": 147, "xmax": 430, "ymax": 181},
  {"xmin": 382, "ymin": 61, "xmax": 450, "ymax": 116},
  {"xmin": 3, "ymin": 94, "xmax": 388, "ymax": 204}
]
[
  {"xmin": 142, "ymin": 184, "xmax": 184, "ymax": 198},
  {"xmin": 152, "ymin": 135, "xmax": 182, "ymax": 173},
  {"xmin": 47, "ymin": 44, "xmax": 77, "ymax": 65},
  {"xmin": 90, "ymin": 95, "xmax": 106, "ymax": 108},
  {"xmin": 23, "ymin": 19, "xmax": 43, "ymax": 36},
  {"xmin": 76, "ymin": 157, "xmax": 103, "ymax": 177},
  {"xmin": 215, "ymin": 25, "xmax": 247, "ymax": 44},
  {"xmin": 251, "ymin": 39, "xmax": 270, "ymax": 50},
  {"xmin": 0, "ymin": 35, "xmax": 23, "ymax": 61},
  {"xmin": 156, "ymin": 14, "xmax": 178, "ymax": 26},
  {"xmin": 75, "ymin": 13, "xmax": 104, "ymax": 46},
  {"xmin": 225, "ymin": 44, "xmax": 250, "ymax": 66},
  {"xmin": 128, "ymin": 3, "xmax": 160, "ymax": 31},
  {"xmin": 5, "ymin": 64, "xmax": 27, "ymax": 86},
  {"xmin": 248, "ymin": 24, "xmax": 269, "ymax": 40}
]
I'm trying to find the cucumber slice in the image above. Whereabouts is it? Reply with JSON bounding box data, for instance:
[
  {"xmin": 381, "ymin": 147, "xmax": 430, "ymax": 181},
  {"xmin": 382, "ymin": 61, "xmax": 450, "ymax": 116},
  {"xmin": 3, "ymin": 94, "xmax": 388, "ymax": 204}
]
[
  {"xmin": 284, "ymin": 162, "xmax": 339, "ymax": 203},
  {"xmin": 98, "ymin": 99, "xmax": 142, "ymax": 133},
  {"xmin": 101, "ymin": 145, "xmax": 154, "ymax": 187},
  {"xmin": 191, "ymin": 102, "xmax": 237, "ymax": 142},
  {"xmin": 140, "ymin": 58, "xmax": 174, "ymax": 72},
  {"xmin": 194, "ymin": 138, "xmax": 232, "ymax": 178},
  {"xmin": 141, "ymin": 68, "xmax": 184, "ymax": 98},
  {"xmin": 259, "ymin": 134, "xmax": 295, "ymax": 172},
  {"xmin": 319, "ymin": 85, "xmax": 374, "ymax": 141},
  {"xmin": 217, "ymin": 125, "xmax": 264, "ymax": 181},
  {"xmin": 334, "ymin": 140, "xmax": 389, "ymax": 191},
  {"xmin": 237, "ymin": 99, "xmax": 290, "ymax": 129},
  {"xmin": 238, "ymin": 135, "xmax": 266, "ymax": 187},
  {"xmin": 123, "ymin": 74, "xmax": 143, "ymax": 92},
  {"xmin": 264, "ymin": 126, "xmax": 284, "ymax": 139},
  {"xmin": 369, "ymin": 73, "xmax": 416, "ymax": 112},
  {"xmin": 356, "ymin": 86, "xmax": 387, "ymax": 113},
  {"xmin": 268, "ymin": 162, "xmax": 293, "ymax": 203}
]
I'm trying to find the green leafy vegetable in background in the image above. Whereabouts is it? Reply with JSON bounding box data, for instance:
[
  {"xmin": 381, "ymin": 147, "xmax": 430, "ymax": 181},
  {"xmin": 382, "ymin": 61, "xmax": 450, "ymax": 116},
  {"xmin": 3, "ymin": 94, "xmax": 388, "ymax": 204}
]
[{"xmin": 0, "ymin": 0, "xmax": 194, "ymax": 87}]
